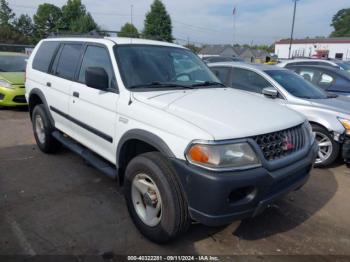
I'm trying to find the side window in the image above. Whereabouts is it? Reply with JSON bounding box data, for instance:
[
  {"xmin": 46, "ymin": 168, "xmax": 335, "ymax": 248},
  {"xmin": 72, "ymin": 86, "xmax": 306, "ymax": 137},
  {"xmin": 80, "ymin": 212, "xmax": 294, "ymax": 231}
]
[
  {"xmin": 231, "ymin": 68, "xmax": 271, "ymax": 94},
  {"xmin": 211, "ymin": 67, "xmax": 230, "ymax": 84},
  {"xmin": 32, "ymin": 41, "xmax": 60, "ymax": 72},
  {"xmin": 78, "ymin": 45, "xmax": 115, "ymax": 88},
  {"xmin": 55, "ymin": 43, "xmax": 83, "ymax": 80},
  {"xmin": 317, "ymin": 73, "xmax": 334, "ymax": 89},
  {"xmin": 299, "ymin": 68, "xmax": 317, "ymax": 83}
]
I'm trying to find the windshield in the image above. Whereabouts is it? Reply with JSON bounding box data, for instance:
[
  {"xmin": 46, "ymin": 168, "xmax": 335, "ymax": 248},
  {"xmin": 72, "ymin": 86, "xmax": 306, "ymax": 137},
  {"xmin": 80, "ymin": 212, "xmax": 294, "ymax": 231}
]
[
  {"xmin": 114, "ymin": 45, "xmax": 221, "ymax": 90},
  {"xmin": 0, "ymin": 55, "xmax": 27, "ymax": 72},
  {"xmin": 265, "ymin": 70, "xmax": 328, "ymax": 99}
]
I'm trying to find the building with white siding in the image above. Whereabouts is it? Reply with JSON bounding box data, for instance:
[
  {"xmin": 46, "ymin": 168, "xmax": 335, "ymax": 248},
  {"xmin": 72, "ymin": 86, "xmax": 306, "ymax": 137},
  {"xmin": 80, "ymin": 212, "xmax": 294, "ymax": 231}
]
[{"xmin": 275, "ymin": 38, "xmax": 350, "ymax": 61}]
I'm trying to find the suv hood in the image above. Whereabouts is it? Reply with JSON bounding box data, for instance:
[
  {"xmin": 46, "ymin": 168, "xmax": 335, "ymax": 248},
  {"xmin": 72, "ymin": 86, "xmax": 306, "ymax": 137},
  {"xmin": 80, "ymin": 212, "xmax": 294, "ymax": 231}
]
[
  {"xmin": 0, "ymin": 72, "xmax": 25, "ymax": 85},
  {"xmin": 308, "ymin": 96, "xmax": 350, "ymax": 115},
  {"xmin": 133, "ymin": 88, "xmax": 304, "ymax": 140}
]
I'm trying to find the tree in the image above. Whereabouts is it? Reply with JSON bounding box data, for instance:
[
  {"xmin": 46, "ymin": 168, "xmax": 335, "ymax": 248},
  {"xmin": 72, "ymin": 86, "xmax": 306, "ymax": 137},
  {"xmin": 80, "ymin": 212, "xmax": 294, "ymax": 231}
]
[
  {"xmin": 118, "ymin": 23, "xmax": 139, "ymax": 37},
  {"xmin": 34, "ymin": 3, "xmax": 63, "ymax": 39},
  {"xmin": 14, "ymin": 14, "xmax": 34, "ymax": 38},
  {"xmin": 70, "ymin": 13, "xmax": 99, "ymax": 33},
  {"xmin": 61, "ymin": 0, "xmax": 86, "ymax": 30},
  {"xmin": 61, "ymin": 0, "xmax": 98, "ymax": 33},
  {"xmin": 0, "ymin": 0, "xmax": 15, "ymax": 26},
  {"xmin": 143, "ymin": 0, "xmax": 173, "ymax": 42},
  {"xmin": 0, "ymin": 25, "xmax": 30, "ymax": 44},
  {"xmin": 330, "ymin": 8, "xmax": 350, "ymax": 37}
]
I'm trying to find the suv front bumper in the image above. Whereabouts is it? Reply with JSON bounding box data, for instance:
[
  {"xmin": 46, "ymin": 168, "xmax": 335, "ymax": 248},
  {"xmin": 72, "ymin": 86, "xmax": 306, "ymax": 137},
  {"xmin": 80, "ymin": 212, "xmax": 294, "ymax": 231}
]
[{"xmin": 170, "ymin": 141, "xmax": 318, "ymax": 226}]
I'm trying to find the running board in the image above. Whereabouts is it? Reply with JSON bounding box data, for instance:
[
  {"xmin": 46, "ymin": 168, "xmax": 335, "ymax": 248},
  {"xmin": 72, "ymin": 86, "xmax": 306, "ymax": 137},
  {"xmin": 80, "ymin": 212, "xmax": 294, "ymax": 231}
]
[{"xmin": 52, "ymin": 131, "xmax": 118, "ymax": 181}]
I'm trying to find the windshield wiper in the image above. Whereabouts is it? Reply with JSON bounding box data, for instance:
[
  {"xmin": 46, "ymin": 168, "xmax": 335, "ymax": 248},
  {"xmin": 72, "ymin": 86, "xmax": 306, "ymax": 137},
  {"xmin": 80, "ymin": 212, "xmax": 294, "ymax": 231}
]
[
  {"xmin": 129, "ymin": 81, "xmax": 195, "ymax": 90},
  {"xmin": 190, "ymin": 81, "xmax": 226, "ymax": 88}
]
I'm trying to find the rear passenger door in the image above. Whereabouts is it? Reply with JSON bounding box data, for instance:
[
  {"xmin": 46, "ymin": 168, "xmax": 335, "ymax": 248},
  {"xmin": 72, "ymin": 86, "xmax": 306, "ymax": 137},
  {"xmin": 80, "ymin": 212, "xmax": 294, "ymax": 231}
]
[
  {"xmin": 68, "ymin": 44, "xmax": 119, "ymax": 163},
  {"xmin": 47, "ymin": 42, "xmax": 84, "ymax": 134}
]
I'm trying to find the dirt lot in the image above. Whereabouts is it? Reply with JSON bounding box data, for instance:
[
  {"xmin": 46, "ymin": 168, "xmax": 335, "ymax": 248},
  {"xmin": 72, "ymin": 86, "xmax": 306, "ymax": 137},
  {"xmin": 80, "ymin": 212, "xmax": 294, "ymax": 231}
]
[{"xmin": 1, "ymin": 109, "xmax": 350, "ymax": 259}]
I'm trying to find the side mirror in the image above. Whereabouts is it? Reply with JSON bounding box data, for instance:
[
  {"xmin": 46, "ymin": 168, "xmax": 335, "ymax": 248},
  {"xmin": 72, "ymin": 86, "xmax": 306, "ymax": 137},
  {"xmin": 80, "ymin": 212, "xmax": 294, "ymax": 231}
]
[
  {"xmin": 262, "ymin": 87, "xmax": 278, "ymax": 99},
  {"xmin": 85, "ymin": 67, "xmax": 109, "ymax": 90}
]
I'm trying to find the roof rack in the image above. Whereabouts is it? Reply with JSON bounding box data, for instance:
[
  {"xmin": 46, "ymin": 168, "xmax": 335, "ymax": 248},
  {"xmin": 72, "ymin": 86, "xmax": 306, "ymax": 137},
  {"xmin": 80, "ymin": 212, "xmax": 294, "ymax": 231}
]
[{"xmin": 47, "ymin": 30, "xmax": 107, "ymax": 38}]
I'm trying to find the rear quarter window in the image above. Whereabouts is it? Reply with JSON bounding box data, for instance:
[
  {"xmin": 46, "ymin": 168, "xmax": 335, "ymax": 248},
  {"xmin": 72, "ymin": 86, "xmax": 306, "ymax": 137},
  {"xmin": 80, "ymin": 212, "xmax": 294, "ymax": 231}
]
[{"xmin": 32, "ymin": 41, "xmax": 60, "ymax": 73}]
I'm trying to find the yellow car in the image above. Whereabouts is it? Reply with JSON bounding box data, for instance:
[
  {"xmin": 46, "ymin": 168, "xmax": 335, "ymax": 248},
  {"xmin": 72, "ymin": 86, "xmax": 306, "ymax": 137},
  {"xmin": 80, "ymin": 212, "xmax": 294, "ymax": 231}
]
[{"xmin": 0, "ymin": 52, "xmax": 28, "ymax": 107}]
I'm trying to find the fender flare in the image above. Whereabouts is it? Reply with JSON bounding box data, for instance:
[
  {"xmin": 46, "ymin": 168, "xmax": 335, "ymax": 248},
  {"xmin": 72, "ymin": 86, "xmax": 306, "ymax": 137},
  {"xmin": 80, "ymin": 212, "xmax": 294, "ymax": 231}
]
[
  {"xmin": 28, "ymin": 88, "xmax": 55, "ymax": 126},
  {"xmin": 117, "ymin": 129, "xmax": 175, "ymax": 168}
]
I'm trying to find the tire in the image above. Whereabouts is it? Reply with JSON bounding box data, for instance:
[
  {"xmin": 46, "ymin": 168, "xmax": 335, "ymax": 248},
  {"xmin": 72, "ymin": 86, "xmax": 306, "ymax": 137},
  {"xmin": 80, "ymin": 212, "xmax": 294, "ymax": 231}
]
[
  {"xmin": 124, "ymin": 152, "xmax": 190, "ymax": 243},
  {"xmin": 32, "ymin": 104, "xmax": 61, "ymax": 153},
  {"xmin": 312, "ymin": 124, "xmax": 339, "ymax": 167}
]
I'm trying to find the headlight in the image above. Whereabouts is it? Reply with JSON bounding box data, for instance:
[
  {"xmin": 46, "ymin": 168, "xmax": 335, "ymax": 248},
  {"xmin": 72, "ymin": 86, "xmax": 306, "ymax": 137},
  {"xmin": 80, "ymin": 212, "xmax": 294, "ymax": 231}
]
[
  {"xmin": 304, "ymin": 121, "xmax": 315, "ymax": 145},
  {"xmin": 0, "ymin": 79, "xmax": 12, "ymax": 89},
  {"xmin": 338, "ymin": 118, "xmax": 350, "ymax": 135},
  {"xmin": 185, "ymin": 142, "xmax": 260, "ymax": 170}
]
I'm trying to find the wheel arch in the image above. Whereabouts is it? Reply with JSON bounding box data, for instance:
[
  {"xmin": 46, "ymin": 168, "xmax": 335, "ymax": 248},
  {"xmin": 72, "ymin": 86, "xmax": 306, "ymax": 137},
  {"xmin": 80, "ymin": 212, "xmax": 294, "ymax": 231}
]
[
  {"xmin": 117, "ymin": 129, "xmax": 175, "ymax": 184},
  {"xmin": 28, "ymin": 88, "xmax": 54, "ymax": 126}
]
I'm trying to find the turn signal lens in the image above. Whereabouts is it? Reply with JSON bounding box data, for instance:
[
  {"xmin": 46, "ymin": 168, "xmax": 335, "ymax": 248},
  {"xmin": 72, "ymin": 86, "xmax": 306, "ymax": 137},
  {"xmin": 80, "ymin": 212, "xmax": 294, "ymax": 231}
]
[
  {"xmin": 185, "ymin": 142, "xmax": 260, "ymax": 170},
  {"xmin": 188, "ymin": 144, "xmax": 209, "ymax": 163}
]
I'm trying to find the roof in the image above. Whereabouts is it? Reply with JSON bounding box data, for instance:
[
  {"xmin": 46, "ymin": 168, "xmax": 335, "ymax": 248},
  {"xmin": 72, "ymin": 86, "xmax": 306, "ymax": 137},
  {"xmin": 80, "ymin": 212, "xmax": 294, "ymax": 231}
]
[
  {"xmin": 276, "ymin": 37, "xmax": 350, "ymax": 45},
  {"xmin": 277, "ymin": 59, "xmax": 338, "ymax": 67},
  {"xmin": 0, "ymin": 51, "xmax": 28, "ymax": 56},
  {"xmin": 199, "ymin": 45, "xmax": 235, "ymax": 55},
  {"xmin": 43, "ymin": 37, "xmax": 186, "ymax": 49},
  {"xmin": 207, "ymin": 62, "xmax": 285, "ymax": 71}
]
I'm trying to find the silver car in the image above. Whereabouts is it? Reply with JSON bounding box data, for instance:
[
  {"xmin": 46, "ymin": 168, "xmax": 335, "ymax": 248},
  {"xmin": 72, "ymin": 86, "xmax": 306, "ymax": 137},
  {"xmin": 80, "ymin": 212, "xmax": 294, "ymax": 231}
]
[{"xmin": 209, "ymin": 62, "xmax": 350, "ymax": 167}]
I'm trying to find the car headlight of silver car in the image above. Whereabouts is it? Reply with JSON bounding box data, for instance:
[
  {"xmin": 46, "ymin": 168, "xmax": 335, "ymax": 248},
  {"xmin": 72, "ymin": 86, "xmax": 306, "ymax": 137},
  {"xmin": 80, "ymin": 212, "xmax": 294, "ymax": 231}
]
[
  {"xmin": 0, "ymin": 79, "xmax": 13, "ymax": 89},
  {"xmin": 338, "ymin": 118, "xmax": 350, "ymax": 135},
  {"xmin": 303, "ymin": 121, "xmax": 315, "ymax": 145},
  {"xmin": 185, "ymin": 141, "xmax": 261, "ymax": 170}
]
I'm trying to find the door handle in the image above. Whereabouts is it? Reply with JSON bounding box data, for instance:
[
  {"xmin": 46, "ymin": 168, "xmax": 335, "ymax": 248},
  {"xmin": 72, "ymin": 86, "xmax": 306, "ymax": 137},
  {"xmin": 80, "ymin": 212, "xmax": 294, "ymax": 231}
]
[
  {"xmin": 73, "ymin": 91, "xmax": 79, "ymax": 98},
  {"xmin": 46, "ymin": 82, "xmax": 51, "ymax": 87}
]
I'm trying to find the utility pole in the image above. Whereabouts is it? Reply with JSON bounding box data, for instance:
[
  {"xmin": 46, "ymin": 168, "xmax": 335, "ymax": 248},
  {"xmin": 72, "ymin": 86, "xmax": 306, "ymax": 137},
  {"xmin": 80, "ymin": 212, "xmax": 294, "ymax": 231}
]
[
  {"xmin": 131, "ymin": 4, "xmax": 134, "ymax": 26},
  {"xmin": 288, "ymin": 0, "xmax": 299, "ymax": 59}
]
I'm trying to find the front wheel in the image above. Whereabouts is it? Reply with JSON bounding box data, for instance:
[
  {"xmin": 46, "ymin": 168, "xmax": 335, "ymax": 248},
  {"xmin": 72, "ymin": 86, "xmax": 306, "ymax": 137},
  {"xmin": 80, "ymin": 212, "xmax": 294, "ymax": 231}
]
[
  {"xmin": 124, "ymin": 152, "xmax": 190, "ymax": 243},
  {"xmin": 313, "ymin": 125, "xmax": 339, "ymax": 167}
]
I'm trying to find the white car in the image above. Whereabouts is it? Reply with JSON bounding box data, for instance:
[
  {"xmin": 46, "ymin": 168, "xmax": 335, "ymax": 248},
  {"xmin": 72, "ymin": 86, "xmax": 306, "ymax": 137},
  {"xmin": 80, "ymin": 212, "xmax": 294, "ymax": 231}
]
[
  {"xmin": 277, "ymin": 58, "xmax": 350, "ymax": 73},
  {"xmin": 25, "ymin": 37, "xmax": 317, "ymax": 243}
]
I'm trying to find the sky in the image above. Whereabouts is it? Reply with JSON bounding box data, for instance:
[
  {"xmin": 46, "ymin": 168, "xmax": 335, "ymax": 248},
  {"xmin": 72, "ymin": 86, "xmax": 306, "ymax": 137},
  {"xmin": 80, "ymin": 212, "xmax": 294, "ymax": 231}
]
[{"xmin": 8, "ymin": 0, "xmax": 350, "ymax": 45}]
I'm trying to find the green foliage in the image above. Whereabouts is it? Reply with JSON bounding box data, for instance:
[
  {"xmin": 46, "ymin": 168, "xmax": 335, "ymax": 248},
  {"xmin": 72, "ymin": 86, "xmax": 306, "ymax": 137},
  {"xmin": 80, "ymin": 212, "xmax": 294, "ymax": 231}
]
[
  {"xmin": 33, "ymin": 3, "xmax": 63, "ymax": 39},
  {"xmin": 70, "ymin": 13, "xmax": 99, "ymax": 33},
  {"xmin": 14, "ymin": 14, "xmax": 34, "ymax": 38},
  {"xmin": 0, "ymin": 0, "xmax": 15, "ymax": 26},
  {"xmin": 330, "ymin": 8, "xmax": 350, "ymax": 37},
  {"xmin": 61, "ymin": 0, "xmax": 98, "ymax": 33},
  {"xmin": 0, "ymin": 25, "xmax": 30, "ymax": 44},
  {"xmin": 143, "ymin": 0, "xmax": 173, "ymax": 42},
  {"xmin": 118, "ymin": 23, "xmax": 139, "ymax": 37}
]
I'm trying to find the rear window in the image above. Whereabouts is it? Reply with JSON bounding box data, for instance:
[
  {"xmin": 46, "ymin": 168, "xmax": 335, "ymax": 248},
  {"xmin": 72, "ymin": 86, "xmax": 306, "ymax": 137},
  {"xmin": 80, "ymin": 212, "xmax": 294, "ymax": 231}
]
[{"xmin": 32, "ymin": 41, "xmax": 60, "ymax": 73}]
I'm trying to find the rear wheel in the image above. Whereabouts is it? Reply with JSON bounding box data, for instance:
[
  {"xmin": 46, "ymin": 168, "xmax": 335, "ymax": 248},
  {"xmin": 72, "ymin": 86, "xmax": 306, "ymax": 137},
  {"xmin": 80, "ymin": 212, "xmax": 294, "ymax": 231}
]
[
  {"xmin": 124, "ymin": 152, "xmax": 190, "ymax": 243},
  {"xmin": 32, "ymin": 104, "xmax": 60, "ymax": 153},
  {"xmin": 313, "ymin": 125, "xmax": 339, "ymax": 167}
]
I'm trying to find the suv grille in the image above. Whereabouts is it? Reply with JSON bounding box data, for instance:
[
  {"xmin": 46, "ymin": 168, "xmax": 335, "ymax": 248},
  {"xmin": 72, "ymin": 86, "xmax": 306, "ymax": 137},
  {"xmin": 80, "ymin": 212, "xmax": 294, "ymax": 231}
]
[{"xmin": 253, "ymin": 125, "xmax": 304, "ymax": 161}]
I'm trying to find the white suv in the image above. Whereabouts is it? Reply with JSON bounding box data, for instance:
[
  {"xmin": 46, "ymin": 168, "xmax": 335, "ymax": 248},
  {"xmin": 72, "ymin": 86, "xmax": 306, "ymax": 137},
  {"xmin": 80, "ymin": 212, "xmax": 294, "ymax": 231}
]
[{"xmin": 26, "ymin": 37, "xmax": 318, "ymax": 243}]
